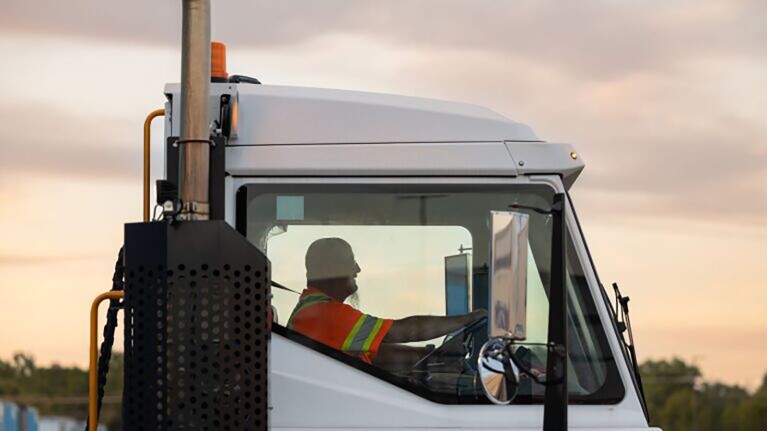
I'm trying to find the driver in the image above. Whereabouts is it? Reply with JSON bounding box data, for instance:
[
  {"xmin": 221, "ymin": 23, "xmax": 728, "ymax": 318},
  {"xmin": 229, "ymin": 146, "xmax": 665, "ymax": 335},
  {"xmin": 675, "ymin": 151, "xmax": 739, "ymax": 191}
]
[{"xmin": 287, "ymin": 237, "xmax": 486, "ymax": 368}]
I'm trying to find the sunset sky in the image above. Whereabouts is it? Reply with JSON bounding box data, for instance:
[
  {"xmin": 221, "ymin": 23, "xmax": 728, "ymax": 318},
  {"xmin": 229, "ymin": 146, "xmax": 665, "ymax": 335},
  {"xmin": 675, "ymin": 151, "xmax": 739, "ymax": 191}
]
[{"xmin": 0, "ymin": 1, "xmax": 765, "ymax": 390}]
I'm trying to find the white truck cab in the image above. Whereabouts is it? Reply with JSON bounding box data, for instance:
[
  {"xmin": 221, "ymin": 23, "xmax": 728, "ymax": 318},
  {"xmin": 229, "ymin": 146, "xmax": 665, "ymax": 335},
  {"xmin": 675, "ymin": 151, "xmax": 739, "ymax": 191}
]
[{"xmin": 161, "ymin": 82, "xmax": 655, "ymax": 430}]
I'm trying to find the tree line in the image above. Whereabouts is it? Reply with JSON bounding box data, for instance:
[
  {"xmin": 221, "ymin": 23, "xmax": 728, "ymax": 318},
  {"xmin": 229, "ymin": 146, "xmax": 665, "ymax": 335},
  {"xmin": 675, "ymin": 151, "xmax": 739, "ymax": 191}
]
[
  {"xmin": 0, "ymin": 353, "xmax": 765, "ymax": 430},
  {"xmin": 0, "ymin": 352, "xmax": 123, "ymax": 430},
  {"xmin": 640, "ymin": 358, "xmax": 767, "ymax": 430}
]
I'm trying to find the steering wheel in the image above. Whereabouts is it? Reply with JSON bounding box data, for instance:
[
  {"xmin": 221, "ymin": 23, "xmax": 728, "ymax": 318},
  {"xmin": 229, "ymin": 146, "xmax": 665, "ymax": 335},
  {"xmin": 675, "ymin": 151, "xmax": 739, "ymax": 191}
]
[{"xmin": 410, "ymin": 316, "xmax": 488, "ymax": 371}]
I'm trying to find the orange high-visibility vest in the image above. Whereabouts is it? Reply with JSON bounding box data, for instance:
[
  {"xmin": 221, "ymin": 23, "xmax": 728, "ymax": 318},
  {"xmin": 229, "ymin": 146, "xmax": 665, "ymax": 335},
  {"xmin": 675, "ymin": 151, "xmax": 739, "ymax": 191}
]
[{"xmin": 287, "ymin": 287, "xmax": 392, "ymax": 364}]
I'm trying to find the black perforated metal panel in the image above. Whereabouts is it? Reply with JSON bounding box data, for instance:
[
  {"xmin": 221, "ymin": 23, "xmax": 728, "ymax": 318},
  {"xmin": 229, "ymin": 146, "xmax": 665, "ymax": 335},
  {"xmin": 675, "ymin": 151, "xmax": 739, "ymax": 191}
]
[{"xmin": 123, "ymin": 221, "xmax": 270, "ymax": 430}]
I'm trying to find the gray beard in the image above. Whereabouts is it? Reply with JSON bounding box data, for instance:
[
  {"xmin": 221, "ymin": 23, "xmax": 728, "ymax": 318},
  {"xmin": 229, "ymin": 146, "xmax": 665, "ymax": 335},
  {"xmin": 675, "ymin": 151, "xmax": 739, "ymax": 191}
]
[{"xmin": 347, "ymin": 291, "xmax": 360, "ymax": 309}]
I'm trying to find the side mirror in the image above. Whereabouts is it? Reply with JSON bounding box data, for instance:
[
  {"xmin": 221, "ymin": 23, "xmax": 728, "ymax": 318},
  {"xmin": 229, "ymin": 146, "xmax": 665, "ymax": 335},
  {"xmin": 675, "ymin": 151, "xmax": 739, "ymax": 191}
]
[
  {"xmin": 478, "ymin": 211, "xmax": 529, "ymax": 404},
  {"xmin": 478, "ymin": 338, "xmax": 521, "ymax": 404},
  {"xmin": 488, "ymin": 211, "xmax": 529, "ymax": 340},
  {"xmin": 444, "ymin": 253, "xmax": 471, "ymax": 316}
]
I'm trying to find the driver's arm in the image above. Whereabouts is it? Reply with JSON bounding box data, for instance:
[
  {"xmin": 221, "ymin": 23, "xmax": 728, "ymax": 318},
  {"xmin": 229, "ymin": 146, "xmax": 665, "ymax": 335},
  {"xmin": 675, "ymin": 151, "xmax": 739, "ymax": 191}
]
[{"xmin": 383, "ymin": 309, "xmax": 486, "ymax": 343}]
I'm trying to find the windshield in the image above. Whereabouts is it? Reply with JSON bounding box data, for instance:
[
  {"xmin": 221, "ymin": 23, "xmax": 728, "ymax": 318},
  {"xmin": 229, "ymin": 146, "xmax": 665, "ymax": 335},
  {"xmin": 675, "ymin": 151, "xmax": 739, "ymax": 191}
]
[{"xmin": 240, "ymin": 182, "xmax": 623, "ymax": 404}]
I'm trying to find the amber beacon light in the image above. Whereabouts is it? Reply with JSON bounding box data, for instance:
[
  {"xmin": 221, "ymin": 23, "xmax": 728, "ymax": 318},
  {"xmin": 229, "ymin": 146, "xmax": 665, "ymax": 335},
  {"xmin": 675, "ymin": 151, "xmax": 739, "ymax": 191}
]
[{"xmin": 211, "ymin": 41, "xmax": 228, "ymax": 81}]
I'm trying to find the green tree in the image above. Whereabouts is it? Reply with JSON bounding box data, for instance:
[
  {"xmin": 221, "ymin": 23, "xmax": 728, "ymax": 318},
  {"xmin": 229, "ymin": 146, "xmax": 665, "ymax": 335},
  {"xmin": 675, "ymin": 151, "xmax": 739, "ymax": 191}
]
[
  {"xmin": 0, "ymin": 351, "xmax": 124, "ymax": 430},
  {"xmin": 699, "ymin": 382, "xmax": 748, "ymax": 431},
  {"xmin": 739, "ymin": 374, "xmax": 767, "ymax": 431},
  {"xmin": 640, "ymin": 357, "xmax": 700, "ymax": 428},
  {"xmin": 0, "ymin": 356, "xmax": 21, "ymax": 394},
  {"xmin": 640, "ymin": 358, "xmax": 766, "ymax": 431},
  {"xmin": 657, "ymin": 388, "xmax": 696, "ymax": 431}
]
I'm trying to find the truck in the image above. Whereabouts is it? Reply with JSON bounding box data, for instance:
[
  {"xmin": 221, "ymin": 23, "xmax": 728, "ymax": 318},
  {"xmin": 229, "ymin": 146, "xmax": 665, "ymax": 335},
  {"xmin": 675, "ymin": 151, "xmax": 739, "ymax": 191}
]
[
  {"xmin": 87, "ymin": 1, "xmax": 657, "ymax": 429},
  {"xmin": 156, "ymin": 68, "xmax": 652, "ymax": 431}
]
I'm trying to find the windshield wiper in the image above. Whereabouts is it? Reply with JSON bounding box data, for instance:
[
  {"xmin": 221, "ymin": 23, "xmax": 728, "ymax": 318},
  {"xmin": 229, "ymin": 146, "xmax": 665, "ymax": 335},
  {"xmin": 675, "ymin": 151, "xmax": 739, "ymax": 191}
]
[{"xmin": 612, "ymin": 282, "xmax": 647, "ymax": 415}]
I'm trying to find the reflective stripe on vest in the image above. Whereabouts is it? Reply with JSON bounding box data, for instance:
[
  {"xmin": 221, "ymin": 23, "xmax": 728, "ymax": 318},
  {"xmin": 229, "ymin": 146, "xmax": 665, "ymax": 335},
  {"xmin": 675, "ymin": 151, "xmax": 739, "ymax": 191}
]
[
  {"xmin": 286, "ymin": 293, "xmax": 331, "ymax": 329},
  {"xmin": 341, "ymin": 315, "xmax": 386, "ymax": 353},
  {"xmin": 287, "ymin": 293, "xmax": 386, "ymax": 355}
]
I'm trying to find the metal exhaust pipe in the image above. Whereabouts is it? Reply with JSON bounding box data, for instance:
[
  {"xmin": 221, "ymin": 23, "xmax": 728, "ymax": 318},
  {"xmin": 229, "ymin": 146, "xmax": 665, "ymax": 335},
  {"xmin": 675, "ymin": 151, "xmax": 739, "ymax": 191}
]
[{"xmin": 179, "ymin": 0, "xmax": 211, "ymax": 220}]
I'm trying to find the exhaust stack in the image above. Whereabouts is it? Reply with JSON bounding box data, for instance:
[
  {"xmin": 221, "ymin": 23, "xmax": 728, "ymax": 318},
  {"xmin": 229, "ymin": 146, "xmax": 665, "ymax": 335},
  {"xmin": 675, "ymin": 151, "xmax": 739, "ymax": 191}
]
[
  {"xmin": 116, "ymin": 2, "xmax": 270, "ymax": 429},
  {"xmin": 179, "ymin": 0, "xmax": 211, "ymax": 220}
]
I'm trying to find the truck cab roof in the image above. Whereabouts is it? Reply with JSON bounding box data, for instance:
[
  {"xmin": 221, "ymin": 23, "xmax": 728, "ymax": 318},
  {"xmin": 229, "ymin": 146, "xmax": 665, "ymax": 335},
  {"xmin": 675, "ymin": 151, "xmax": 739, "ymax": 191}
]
[{"xmin": 164, "ymin": 83, "xmax": 585, "ymax": 187}]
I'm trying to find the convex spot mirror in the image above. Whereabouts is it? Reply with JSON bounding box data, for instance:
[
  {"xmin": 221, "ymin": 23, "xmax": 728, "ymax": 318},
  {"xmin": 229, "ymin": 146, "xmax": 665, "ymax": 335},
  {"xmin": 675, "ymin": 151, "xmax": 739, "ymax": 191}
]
[
  {"xmin": 478, "ymin": 338, "xmax": 521, "ymax": 404},
  {"xmin": 488, "ymin": 211, "xmax": 529, "ymax": 340}
]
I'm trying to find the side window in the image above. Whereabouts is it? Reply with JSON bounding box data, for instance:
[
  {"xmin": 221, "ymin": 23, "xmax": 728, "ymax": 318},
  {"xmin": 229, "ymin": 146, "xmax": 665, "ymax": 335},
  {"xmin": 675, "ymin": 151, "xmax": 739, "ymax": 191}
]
[
  {"xmin": 243, "ymin": 186, "xmax": 624, "ymax": 404},
  {"xmin": 268, "ymin": 225, "xmax": 472, "ymax": 327}
]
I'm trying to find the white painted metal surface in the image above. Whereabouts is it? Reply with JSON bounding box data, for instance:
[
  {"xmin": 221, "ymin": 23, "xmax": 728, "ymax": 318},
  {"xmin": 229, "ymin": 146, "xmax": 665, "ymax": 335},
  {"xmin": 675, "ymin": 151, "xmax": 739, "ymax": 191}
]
[
  {"xmin": 224, "ymin": 140, "xmax": 583, "ymax": 187},
  {"xmin": 225, "ymin": 141, "xmax": 519, "ymax": 177},
  {"xmin": 270, "ymin": 334, "xmax": 653, "ymax": 430},
  {"xmin": 166, "ymin": 83, "xmax": 539, "ymax": 144},
  {"xmin": 164, "ymin": 83, "xmax": 585, "ymax": 186}
]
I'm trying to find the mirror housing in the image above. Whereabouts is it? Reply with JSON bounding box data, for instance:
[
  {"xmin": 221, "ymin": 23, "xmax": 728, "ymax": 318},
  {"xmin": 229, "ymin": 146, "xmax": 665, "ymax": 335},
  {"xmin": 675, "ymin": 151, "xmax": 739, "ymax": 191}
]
[{"xmin": 488, "ymin": 211, "xmax": 529, "ymax": 340}]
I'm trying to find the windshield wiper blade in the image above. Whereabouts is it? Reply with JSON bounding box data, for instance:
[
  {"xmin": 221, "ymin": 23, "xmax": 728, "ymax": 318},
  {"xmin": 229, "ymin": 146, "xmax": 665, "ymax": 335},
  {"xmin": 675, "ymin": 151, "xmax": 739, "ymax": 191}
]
[{"xmin": 612, "ymin": 282, "xmax": 647, "ymax": 416}]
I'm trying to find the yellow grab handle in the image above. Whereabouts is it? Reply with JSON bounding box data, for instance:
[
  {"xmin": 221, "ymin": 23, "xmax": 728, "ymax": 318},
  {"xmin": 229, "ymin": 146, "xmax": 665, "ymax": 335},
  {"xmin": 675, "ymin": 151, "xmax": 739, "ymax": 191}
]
[
  {"xmin": 144, "ymin": 109, "xmax": 165, "ymax": 222},
  {"xmin": 89, "ymin": 290, "xmax": 124, "ymax": 431}
]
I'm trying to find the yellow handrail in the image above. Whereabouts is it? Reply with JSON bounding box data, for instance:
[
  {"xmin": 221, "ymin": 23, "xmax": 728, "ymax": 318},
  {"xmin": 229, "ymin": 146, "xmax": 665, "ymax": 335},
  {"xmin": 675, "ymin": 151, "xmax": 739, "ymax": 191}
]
[
  {"xmin": 89, "ymin": 290, "xmax": 125, "ymax": 431},
  {"xmin": 144, "ymin": 109, "xmax": 166, "ymax": 222}
]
